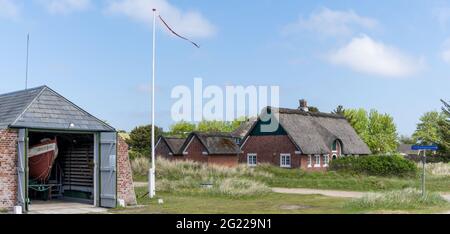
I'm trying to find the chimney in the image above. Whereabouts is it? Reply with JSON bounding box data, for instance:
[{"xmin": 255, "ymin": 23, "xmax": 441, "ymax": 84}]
[{"xmin": 299, "ymin": 99, "xmax": 309, "ymax": 112}]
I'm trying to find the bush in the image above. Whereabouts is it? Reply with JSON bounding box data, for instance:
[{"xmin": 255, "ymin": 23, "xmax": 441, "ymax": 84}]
[
  {"xmin": 346, "ymin": 188, "xmax": 448, "ymax": 209},
  {"xmin": 330, "ymin": 155, "xmax": 418, "ymax": 177}
]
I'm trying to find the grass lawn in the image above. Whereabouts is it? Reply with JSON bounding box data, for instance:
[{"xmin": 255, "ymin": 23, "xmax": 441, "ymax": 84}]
[
  {"xmin": 113, "ymin": 187, "xmax": 450, "ymax": 214},
  {"xmin": 254, "ymin": 166, "xmax": 450, "ymax": 192}
]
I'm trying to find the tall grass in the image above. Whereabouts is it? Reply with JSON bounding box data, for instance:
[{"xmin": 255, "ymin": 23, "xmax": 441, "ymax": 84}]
[
  {"xmin": 424, "ymin": 163, "xmax": 450, "ymax": 177},
  {"xmin": 346, "ymin": 188, "xmax": 448, "ymax": 210},
  {"xmin": 131, "ymin": 157, "xmax": 150, "ymax": 180},
  {"xmin": 151, "ymin": 158, "xmax": 271, "ymax": 197}
]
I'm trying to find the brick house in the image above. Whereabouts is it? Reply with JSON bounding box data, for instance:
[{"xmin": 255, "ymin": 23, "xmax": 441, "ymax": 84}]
[
  {"xmin": 0, "ymin": 86, "xmax": 136, "ymax": 212},
  {"xmin": 156, "ymin": 132, "xmax": 241, "ymax": 167},
  {"xmin": 240, "ymin": 101, "xmax": 371, "ymax": 171}
]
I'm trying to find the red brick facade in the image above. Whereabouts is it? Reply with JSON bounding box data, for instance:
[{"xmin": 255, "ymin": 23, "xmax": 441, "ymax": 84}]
[
  {"xmin": 117, "ymin": 136, "xmax": 137, "ymax": 206},
  {"xmin": 241, "ymin": 135, "xmax": 342, "ymax": 171},
  {"xmin": 0, "ymin": 129, "xmax": 18, "ymax": 210},
  {"xmin": 156, "ymin": 136, "xmax": 239, "ymax": 167}
]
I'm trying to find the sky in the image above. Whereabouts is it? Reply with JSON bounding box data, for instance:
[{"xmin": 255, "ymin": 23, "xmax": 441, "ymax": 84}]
[{"xmin": 0, "ymin": 0, "xmax": 449, "ymax": 136}]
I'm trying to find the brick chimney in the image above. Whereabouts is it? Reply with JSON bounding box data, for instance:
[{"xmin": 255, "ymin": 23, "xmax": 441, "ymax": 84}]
[{"xmin": 299, "ymin": 99, "xmax": 309, "ymax": 112}]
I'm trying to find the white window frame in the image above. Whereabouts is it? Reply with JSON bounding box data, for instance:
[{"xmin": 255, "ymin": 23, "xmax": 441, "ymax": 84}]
[
  {"xmin": 314, "ymin": 154, "xmax": 321, "ymax": 168},
  {"xmin": 323, "ymin": 154, "xmax": 329, "ymax": 167},
  {"xmin": 307, "ymin": 155, "xmax": 312, "ymax": 168},
  {"xmin": 280, "ymin": 153, "xmax": 291, "ymax": 168},
  {"xmin": 247, "ymin": 153, "xmax": 257, "ymax": 167}
]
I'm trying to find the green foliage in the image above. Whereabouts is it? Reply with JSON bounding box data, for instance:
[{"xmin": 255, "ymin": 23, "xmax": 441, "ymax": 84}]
[
  {"xmin": 308, "ymin": 106, "xmax": 320, "ymax": 113},
  {"xmin": 167, "ymin": 117, "xmax": 249, "ymax": 136},
  {"xmin": 345, "ymin": 188, "xmax": 448, "ymax": 210},
  {"xmin": 438, "ymin": 100, "xmax": 450, "ymax": 155},
  {"xmin": 344, "ymin": 109, "xmax": 398, "ymax": 154},
  {"xmin": 399, "ymin": 135, "xmax": 416, "ymax": 144},
  {"xmin": 329, "ymin": 155, "xmax": 418, "ymax": 177},
  {"xmin": 413, "ymin": 111, "xmax": 446, "ymax": 145},
  {"xmin": 332, "ymin": 105, "xmax": 345, "ymax": 115},
  {"xmin": 168, "ymin": 121, "xmax": 196, "ymax": 137},
  {"xmin": 126, "ymin": 125, "xmax": 163, "ymax": 158}
]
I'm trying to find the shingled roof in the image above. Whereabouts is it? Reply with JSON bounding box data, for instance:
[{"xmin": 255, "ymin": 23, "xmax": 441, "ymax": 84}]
[
  {"xmin": 246, "ymin": 107, "xmax": 371, "ymax": 155},
  {"xmin": 232, "ymin": 117, "xmax": 257, "ymax": 138},
  {"xmin": 0, "ymin": 86, "xmax": 115, "ymax": 131},
  {"xmin": 183, "ymin": 132, "xmax": 241, "ymax": 155}
]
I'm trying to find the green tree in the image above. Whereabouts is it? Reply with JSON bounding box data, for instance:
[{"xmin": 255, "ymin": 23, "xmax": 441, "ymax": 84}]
[
  {"xmin": 197, "ymin": 120, "xmax": 234, "ymax": 132},
  {"xmin": 168, "ymin": 121, "xmax": 196, "ymax": 137},
  {"xmin": 412, "ymin": 111, "xmax": 446, "ymax": 146},
  {"xmin": 398, "ymin": 135, "xmax": 416, "ymax": 144},
  {"xmin": 308, "ymin": 106, "xmax": 320, "ymax": 113},
  {"xmin": 344, "ymin": 108, "xmax": 398, "ymax": 154},
  {"xmin": 438, "ymin": 100, "xmax": 450, "ymax": 155},
  {"xmin": 332, "ymin": 105, "xmax": 345, "ymax": 115},
  {"xmin": 366, "ymin": 110, "xmax": 398, "ymax": 154},
  {"xmin": 126, "ymin": 125, "xmax": 163, "ymax": 158}
]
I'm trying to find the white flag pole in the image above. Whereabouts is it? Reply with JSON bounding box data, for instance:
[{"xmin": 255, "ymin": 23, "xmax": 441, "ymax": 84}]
[{"xmin": 149, "ymin": 8, "xmax": 157, "ymax": 198}]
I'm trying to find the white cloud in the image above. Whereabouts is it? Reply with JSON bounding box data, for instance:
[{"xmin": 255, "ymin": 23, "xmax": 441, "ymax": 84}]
[
  {"xmin": 328, "ymin": 35, "xmax": 423, "ymax": 77},
  {"xmin": 0, "ymin": 0, "xmax": 20, "ymax": 20},
  {"xmin": 284, "ymin": 8, "xmax": 378, "ymax": 37},
  {"xmin": 106, "ymin": 0, "xmax": 216, "ymax": 38},
  {"xmin": 37, "ymin": 0, "xmax": 91, "ymax": 14}
]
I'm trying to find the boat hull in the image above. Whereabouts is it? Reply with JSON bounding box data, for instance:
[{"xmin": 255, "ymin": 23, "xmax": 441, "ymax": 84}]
[{"xmin": 28, "ymin": 139, "xmax": 58, "ymax": 182}]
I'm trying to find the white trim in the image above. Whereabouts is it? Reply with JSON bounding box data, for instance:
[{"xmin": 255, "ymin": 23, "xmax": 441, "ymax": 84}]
[
  {"xmin": 169, "ymin": 152, "xmax": 173, "ymax": 156},
  {"xmin": 323, "ymin": 154, "xmax": 329, "ymax": 167},
  {"xmin": 247, "ymin": 153, "xmax": 257, "ymax": 167},
  {"xmin": 202, "ymin": 151, "xmax": 208, "ymax": 155},
  {"xmin": 240, "ymin": 135, "xmax": 251, "ymax": 149},
  {"xmin": 314, "ymin": 154, "xmax": 321, "ymax": 168},
  {"xmin": 182, "ymin": 136, "xmax": 195, "ymax": 155},
  {"xmin": 280, "ymin": 153, "xmax": 291, "ymax": 168},
  {"xmin": 295, "ymin": 151, "xmax": 302, "ymax": 155},
  {"xmin": 307, "ymin": 155, "xmax": 312, "ymax": 168}
]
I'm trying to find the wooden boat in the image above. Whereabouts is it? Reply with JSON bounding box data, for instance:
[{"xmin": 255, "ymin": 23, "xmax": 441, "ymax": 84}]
[{"xmin": 28, "ymin": 138, "xmax": 59, "ymax": 182}]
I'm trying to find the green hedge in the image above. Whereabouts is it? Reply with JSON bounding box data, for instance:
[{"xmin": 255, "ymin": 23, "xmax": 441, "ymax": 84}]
[{"xmin": 329, "ymin": 155, "xmax": 418, "ymax": 177}]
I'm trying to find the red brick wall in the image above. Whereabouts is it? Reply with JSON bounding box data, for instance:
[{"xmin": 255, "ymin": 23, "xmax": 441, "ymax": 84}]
[
  {"xmin": 0, "ymin": 129, "xmax": 18, "ymax": 210},
  {"xmin": 117, "ymin": 136, "xmax": 137, "ymax": 206},
  {"xmin": 241, "ymin": 135, "xmax": 302, "ymax": 168}
]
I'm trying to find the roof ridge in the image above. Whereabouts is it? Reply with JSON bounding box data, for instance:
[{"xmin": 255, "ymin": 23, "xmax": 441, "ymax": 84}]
[
  {"xmin": 10, "ymin": 86, "xmax": 48, "ymax": 127},
  {"xmin": 0, "ymin": 85, "xmax": 46, "ymax": 98},
  {"xmin": 267, "ymin": 106, "xmax": 345, "ymax": 119}
]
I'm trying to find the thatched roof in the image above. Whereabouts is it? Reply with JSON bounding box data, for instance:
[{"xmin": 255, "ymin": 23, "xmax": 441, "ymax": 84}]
[
  {"xmin": 183, "ymin": 132, "xmax": 241, "ymax": 155},
  {"xmin": 232, "ymin": 117, "xmax": 257, "ymax": 138},
  {"xmin": 249, "ymin": 107, "xmax": 371, "ymax": 155},
  {"xmin": 157, "ymin": 136, "xmax": 186, "ymax": 154}
]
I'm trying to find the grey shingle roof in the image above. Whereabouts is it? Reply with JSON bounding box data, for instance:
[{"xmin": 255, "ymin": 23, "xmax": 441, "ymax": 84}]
[
  {"xmin": 248, "ymin": 107, "xmax": 371, "ymax": 155},
  {"xmin": 0, "ymin": 86, "xmax": 115, "ymax": 132}
]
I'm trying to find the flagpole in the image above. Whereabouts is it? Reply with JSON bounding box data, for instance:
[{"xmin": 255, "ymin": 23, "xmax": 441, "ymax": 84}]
[{"xmin": 149, "ymin": 8, "xmax": 157, "ymax": 198}]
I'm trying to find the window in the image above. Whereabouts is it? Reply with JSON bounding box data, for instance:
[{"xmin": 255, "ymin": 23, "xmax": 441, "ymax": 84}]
[
  {"xmin": 323, "ymin": 155, "xmax": 329, "ymax": 167},
  {"xmin": 332, "ymin": 154, "xmax": 337, "ymax": 160},
  {"xmin": 314, "ymin": 155, "xmax": 321, "ymax": 167},
  {"xmin": 247, "ymin": 154, "xmax": 257, "ymax": 167},
  {"xmin": 308, "ymin": 155, "xmax": 312, "ymax": 168},
  {"xmin": 332, "ymin": 141, "xmax": 337, "ymax": 151},
  {"xmin": 280, "ymin": 154, "xmax": 291, "ymax": 168}
]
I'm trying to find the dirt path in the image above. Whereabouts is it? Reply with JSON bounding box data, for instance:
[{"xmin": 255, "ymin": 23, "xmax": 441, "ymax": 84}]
[{"xmin": 272, "ymin": 187, "xmax": 367, "ymax": 198}]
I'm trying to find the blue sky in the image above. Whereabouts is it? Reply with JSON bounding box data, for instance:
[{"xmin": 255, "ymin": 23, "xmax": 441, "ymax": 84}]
[{"xmin": 0, "ymin": 0, "xmax": 449, "ymax": 136}]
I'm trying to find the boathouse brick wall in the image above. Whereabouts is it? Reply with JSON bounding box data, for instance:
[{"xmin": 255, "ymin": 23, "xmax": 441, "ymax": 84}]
[
  {"xmin": 0, "ymin": 129, "xmax": 18, "ymax": 210},
  {"xmin": 117, "ymin": 136, "xmax": 137, "ymax": 206}
]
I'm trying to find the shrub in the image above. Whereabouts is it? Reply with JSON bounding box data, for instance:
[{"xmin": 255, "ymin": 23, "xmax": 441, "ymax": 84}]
[
  {"xmin": 330, "ymin": 155, "xmax": 418, "ymax": 177},
  {"xmin": 346, "ymin": 188, "xmax": 448, "ymax": 209}
]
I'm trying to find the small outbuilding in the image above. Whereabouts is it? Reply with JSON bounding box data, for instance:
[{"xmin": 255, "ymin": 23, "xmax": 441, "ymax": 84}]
[{"xmin": 0, "ymin": 86, "xmax": 136, "ymax": 212}]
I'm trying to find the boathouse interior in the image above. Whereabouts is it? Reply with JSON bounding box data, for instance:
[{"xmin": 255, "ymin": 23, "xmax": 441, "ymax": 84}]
[{"xmin": 28, "ymin": 132, "xmax": 95, "ymax": 204}]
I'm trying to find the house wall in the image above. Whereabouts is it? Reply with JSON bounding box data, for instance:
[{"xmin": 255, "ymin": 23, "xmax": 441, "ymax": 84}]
[
  {"xmin": 0, "ymin": 129, "xmax": 18, "ymax": 210},
  {"xmin": 117, "ymin": 136, "xmax": 137, "ymax": 206},
  {"xmin": 240, "ymin": 135, "xmax": 302, "ymax": 168}
]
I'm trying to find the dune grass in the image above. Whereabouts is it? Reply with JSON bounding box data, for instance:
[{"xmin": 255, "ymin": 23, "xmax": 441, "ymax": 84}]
[{"xmin": 346, "ymin": 188, "xmax": 448, "ymax": 210}]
